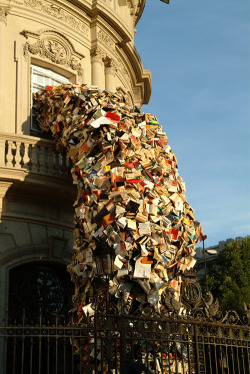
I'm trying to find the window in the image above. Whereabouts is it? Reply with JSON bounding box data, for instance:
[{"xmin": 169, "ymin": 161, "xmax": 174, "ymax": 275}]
[
  {"xmin": 8, "ymin": 262, "xmax": 73, "ymax": 320},
  {"xmin": 30, "ymin": 65, "xmax": 71, "ymax": 134}
]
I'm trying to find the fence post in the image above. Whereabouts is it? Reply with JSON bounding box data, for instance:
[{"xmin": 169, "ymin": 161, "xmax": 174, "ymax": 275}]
[
  {"xmin": 120, "ymin": 316, "xmax": 129, "ymax": 374},
  {"xmin": 194, "ymin": 324, "xmax": 201, "ymax": 374}
]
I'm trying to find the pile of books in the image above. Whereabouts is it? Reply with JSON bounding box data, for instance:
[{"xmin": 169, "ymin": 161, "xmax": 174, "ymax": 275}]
[{"xmin": 34, "ymin": 84, "xmax": 203, "ymax": 317}]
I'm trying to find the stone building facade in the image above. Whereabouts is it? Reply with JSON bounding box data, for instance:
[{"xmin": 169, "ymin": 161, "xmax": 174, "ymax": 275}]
[{"xmin": 0, "ymin": 0, "xmax": 151, "ymax": 322}]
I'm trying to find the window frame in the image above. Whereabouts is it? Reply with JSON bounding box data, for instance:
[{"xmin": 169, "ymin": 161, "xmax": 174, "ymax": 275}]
[{"xmin": 30, "ymin": 62, "xmax": 75, "ymax": 137}]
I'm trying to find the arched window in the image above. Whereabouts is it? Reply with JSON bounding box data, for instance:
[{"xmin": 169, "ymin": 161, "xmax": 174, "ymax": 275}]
[
  {"xmin": 8, "ymin": 262, "xmax": 73, "ymax": 321},
  {"xmin": 6, "ymin": 262, "xmax": 74, "ymax": 373}
]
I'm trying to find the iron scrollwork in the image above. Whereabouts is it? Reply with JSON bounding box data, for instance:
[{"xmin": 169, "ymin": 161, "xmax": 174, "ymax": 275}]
[
  {"xmin": 180, "ymin": 270, "xmax": 250, "ymax": 326},
  {"xmin": 74, "ymin": 269, "xmax": 250, "ymax": 326}
]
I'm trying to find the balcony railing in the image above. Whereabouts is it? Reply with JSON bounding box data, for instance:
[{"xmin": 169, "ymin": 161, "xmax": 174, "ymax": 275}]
[{"xmin": 0, "ymin": 133, "xmax": 71, "ymax": 181}]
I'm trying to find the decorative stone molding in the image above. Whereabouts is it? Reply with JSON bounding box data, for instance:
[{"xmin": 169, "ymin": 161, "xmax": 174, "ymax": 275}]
[
  {"xmin": 0, "ymin": 181, "xmax": 13, "ymax": 221},
  {"xmin": 115, "ymin": 56, "xmax": 132, "ymax": 90},
  {"xmin": 116, "ymin": 87, "xmax": 134, "ymax": 107},
  {"xmin": 133, "ymin": 86, "xmax": 143, "ymax": 105},
  {"xmin": 0, "ymin": 181, "xmax": 13, "ymax": 199},
  {"xmin": 116, "ymin": 56, "xmax": 129, "ymax": 77},
  {"xmin": 22, "ymin": 29, "xmax": 84, "ymax": 75},
  {"xmin": 104, "ymin": 57, "xmax": 116, "ymax": 71},
  {"xmin": 134, "ymin": 0, "xmax": 146, "ymax": 26},
  {"xmin": 90, "ymin": 47, "xmax": 106, "ymax": 63},
  {"xmin": 125, "ymin": 91, "xmax": 134, "ymax": 107},
  {"xmin": 97, "ymin": 29, "xmax": 115, "ymax": 51},
  {"xmin": 10, "ymin": 0, "xmax": 89, "ymax": 35},
  {"xmin": 0, "ymin": 5, "xmax": 11, "ymax": 24}
]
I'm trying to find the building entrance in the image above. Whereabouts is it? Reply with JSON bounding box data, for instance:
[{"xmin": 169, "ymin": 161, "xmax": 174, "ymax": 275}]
[
  {"xmin": 8, "ymin": 262, "xmax": 73, "ymax": 320},
  {"xmin": 6, "ymin": 262, "xmax": 74, "ymax": 374}
]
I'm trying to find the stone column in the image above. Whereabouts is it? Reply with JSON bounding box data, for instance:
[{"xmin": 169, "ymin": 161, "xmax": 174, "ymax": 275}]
[
  {"xmin": 104, "ymin": 60, "xmax": 116, "ymax": 93},
  {"xmin": 91, "ymin": 48, "xmax": 104, "ymax": 89},
  {"xmin": 0, "ymin": 6, "xmax": 10, "ymax": 132}
]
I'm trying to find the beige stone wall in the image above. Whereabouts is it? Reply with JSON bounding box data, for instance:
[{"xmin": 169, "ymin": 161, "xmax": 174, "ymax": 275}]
[{"xmin": 0, "ymin": 0, "xmax": 151, "ymax": 316}]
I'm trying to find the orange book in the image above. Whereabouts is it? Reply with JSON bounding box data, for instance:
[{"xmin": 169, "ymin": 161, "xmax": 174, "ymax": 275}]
[
  {"xmin": 141, "ymin": 256, "xmax": 153, "ymax": 264},
  {"xmin": 100, "ymin": 213, "xmax": 116, "ymax": 228}
]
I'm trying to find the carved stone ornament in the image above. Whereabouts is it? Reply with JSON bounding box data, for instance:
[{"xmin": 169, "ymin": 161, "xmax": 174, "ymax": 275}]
[
  {"xmin": 0, "ymin": 5, "xmax": 11, "ymax": 24},
  {"xmin": 104, "ymin": 57, "xmax": 116, "ymax": 71},
  {"xmin": 97, "ymin": 30, "xmax": 115, "ymax": 50},
  {"xmin": 90, "ymin": 47, "xmax": 106, "ymax": 63},
  {"xmin": 116, "ymin": 87, "xmax": 134, "ymax": 107},
  {"xmin": 22, "ymin": 30, "xmax": 84, "ymax": 76},
  {"xmin": 116, "ymin": 57, "xmax": 129, "ymax": 77},
  {"xmin": 10, "ymin": 0, "xmax": 89, "ymax": 35}
]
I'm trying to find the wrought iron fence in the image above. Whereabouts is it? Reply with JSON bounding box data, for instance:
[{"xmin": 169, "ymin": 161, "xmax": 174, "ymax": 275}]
[
  {"xmin": 1, "ymin": 271, "xmax": 249, "ymax": 374},
  {"xmin": 1, "ymin": 309, "xmax": 249, "ymax": 374}
]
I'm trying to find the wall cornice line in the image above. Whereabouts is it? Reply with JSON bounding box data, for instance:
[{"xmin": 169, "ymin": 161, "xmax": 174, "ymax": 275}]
[{"xmin": 9, "ymin": 0, "xmax": 90, "ymax": 35}]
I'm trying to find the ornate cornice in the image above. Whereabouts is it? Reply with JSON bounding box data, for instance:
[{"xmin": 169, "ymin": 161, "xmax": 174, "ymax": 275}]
[
  {"xmin": 0, "ymin": 5, "xmax": 11, "ymax": 24},
  {"xmin": 22, "ymin": 29, "xmax": 84, "ymax": 75},
  {"xmin": 10, "ymin": 0, "xmax": 89, "ymax": 34},
  {"xmin": 134, "ymin": 0, "xmax": 146, "ymax": 26}
]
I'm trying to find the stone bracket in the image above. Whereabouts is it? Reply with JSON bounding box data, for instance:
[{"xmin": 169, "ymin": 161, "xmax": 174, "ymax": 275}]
[
  {"xmin": 0, "ymin": 5, "xmax": 11, "ymax": 25},
  {"xmin": 0, "ymin": 181, "xmax": 13, "ymax": 221}
]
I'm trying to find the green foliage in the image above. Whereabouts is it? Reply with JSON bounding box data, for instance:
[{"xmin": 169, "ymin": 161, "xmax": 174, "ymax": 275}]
[{"xmin": 207, "ymin": 236, "xmax": 250, "ymax": 315}]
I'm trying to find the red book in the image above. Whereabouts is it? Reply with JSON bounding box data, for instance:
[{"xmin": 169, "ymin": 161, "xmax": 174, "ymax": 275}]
[
  {"xmin": 169, "ymin": 228, "xmax": 179, "ymax": 241},
  {"xmin": 81, "ymin": 190, "xmax": 89, "ymax": 200},
  {"xmin": 81, "ymin": 142, "xmax": 89, "ymax": 152},
  {"xmin": 170, "ymin": 180, "xmax": 178, "ymax": 187},
  {"xmin": 106, "ymin": 111, "xmax": 120, "ymax": 123},
  {"xmin": 123, "ymin": 162, "xmax": 135, "ymax": 169},
  {"xmin": 126, "ymin": 179, "xmax": 142, "ymax": 184}
]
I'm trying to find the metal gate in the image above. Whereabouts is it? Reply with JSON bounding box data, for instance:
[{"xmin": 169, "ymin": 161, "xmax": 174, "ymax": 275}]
[
  {"xmin": 0, "ymin": 310, "xmax": 249, "ymax": 374},
  {"xmin": 1, "ymin": 271, "xmax": 249, "ymax": 373}
]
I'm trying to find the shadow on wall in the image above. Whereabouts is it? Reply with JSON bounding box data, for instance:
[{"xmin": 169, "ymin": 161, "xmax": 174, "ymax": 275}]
[{"xmin": 0, "ymin": 127, "xmax": 76, "ymax": 319}]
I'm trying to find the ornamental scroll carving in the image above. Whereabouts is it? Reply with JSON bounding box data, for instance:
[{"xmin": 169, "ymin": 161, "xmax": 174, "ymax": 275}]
[
  {"xmin": 10, "ymin": 0, "xmax": 89, "ymax": 35},
  {"xmin": 0, "ymin": 5, "xmax": 11, "ymax": 24},
  {"xmin": 97, "ymin": 30, "xmax": 115, "ymax": 51},
  {"xmin": 104, "ymin": 57, "xmax": 116, "ymax": 71},
  {"xmin": 22, "ymin": 30, "xmax": 84, "ymax": 76},
  {"xmin": 90, "ymin": 47, "xmax": 110, "ymax": 64},
  {"xmin": 116, "ymin": 87, "xmax": 134, "ymax": 107}
]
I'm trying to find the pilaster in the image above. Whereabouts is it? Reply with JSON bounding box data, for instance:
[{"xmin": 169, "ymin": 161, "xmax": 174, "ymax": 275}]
[{"xmin": 0, "ymin": 5, "xmax": 11, "ymax": 132}]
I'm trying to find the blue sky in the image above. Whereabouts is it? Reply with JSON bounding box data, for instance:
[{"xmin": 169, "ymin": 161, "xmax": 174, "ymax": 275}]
[{"xmin": 135, "ymin": 0, "xmax": 250, "ymax": 247}]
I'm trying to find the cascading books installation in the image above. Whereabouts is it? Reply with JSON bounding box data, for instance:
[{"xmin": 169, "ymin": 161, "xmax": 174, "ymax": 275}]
[{"xmin": 34, "ymin": 84, "xmax": 204, "ymax": 320}]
